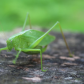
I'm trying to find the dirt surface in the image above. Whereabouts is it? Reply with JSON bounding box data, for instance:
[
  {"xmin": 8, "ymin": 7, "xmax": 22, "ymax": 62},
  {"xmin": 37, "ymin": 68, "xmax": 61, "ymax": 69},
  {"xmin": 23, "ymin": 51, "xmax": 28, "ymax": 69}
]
[{"xmin": 0, "ymin": 28, "xmax": 84, "ymax": 84}]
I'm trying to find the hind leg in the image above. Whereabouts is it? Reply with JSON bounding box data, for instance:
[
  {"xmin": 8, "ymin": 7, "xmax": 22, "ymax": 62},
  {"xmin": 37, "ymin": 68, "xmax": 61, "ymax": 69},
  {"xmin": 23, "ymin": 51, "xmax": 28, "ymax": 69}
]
[{"xmin": 22, "ymin": 13, "xmax": 32, "ymax": 31}]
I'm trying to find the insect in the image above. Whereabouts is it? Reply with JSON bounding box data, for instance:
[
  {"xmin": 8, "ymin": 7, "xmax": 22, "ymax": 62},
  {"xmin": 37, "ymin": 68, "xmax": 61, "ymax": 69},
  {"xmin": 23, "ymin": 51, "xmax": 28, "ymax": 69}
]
[{"xmin": 0, "ymin": 13, "xmax": 72, "ymax": 72}]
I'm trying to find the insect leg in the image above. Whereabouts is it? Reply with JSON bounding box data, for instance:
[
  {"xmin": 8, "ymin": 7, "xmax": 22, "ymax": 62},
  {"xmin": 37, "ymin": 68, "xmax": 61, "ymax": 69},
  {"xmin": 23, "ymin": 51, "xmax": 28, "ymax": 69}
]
[
  {"xmin": 13, "ymin": 49, "xmax": 21, "ymax": 64},
  {"xmin": 28, "ymin": 14, "xmax": 32, "ymax": 29},
  {"xmin": 0, "ymin": 47, "xmax": 8, "ymax": 52},
  {"xmin": 56, "ymin": 22, "xmax": 72, "ymax": 56},
  {"xmin": 28, "ymin": 21, "xmax": 72, "ymax": 56},
  {"xmin": 22, "ymin": 13, "xmax": 32, "ymax": 31},
  {"xmin": 22, "ymin": 49, "xmax": 47, "ymax": 72}
]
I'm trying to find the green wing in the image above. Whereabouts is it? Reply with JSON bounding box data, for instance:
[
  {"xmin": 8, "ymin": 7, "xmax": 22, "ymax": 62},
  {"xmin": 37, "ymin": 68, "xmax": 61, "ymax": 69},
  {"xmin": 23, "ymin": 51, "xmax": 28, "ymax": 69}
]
[{"xmin": 22, "ymin": 29, "xmax": 55, "ymax": 46}]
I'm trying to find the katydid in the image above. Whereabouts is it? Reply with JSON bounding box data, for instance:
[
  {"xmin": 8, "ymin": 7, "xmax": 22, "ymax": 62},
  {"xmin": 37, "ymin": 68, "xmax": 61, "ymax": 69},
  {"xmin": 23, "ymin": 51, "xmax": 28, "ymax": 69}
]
[{"xmin": 0, "ymin": 13, "xmax": 72, "ymax": 72}]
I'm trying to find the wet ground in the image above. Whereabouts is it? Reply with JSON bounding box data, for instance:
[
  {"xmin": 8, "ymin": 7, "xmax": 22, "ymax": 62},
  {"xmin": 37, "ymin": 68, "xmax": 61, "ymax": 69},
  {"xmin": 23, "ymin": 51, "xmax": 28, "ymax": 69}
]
[{"xmin": 0, "ymin": 28, "xmax": 84, "ymax": 84}]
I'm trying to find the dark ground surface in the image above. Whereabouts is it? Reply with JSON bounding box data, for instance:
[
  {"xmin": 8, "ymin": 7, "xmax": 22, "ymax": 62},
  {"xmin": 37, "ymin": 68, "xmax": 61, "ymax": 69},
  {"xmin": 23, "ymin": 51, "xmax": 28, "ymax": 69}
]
[{"xmin": 0, "ymin": 30, "xmax": 84, "ymax": 84}]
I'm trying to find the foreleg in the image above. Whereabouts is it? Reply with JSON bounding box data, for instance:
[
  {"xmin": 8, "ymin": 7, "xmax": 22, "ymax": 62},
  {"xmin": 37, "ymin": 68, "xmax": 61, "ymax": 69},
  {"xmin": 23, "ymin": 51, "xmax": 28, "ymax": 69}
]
[
  {"xmin": 13, "ymin": 49, "xmax": 21, "ymax": 64},
  {"xmin": 0, "ymin": 47, "xmax": 8, "ymax": 52}
]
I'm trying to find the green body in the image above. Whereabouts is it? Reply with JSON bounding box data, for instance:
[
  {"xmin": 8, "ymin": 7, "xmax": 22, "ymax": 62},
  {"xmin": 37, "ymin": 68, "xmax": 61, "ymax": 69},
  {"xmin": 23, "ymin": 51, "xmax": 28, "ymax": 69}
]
[
  {"xmin": 7, "ymin": 29, "xmax": 55, "ymax": 53},
  {"xmin": 0, "ymin": 13, "xmax": 71, "ymax": 72}
]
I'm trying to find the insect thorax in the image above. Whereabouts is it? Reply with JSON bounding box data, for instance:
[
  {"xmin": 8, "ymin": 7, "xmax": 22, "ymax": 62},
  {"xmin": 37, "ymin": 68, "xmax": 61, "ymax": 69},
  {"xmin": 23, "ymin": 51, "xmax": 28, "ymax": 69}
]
[{"xmin": 6, "ymin": 30, "xmax": 32, "ymax": 50}]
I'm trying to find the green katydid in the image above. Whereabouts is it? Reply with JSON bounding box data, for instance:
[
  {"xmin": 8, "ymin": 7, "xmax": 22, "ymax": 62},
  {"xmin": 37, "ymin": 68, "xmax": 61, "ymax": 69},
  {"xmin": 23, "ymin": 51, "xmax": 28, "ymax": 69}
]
[{"xmin": 0, "ymin": 13, "xmax": 72, "ymax": 72}]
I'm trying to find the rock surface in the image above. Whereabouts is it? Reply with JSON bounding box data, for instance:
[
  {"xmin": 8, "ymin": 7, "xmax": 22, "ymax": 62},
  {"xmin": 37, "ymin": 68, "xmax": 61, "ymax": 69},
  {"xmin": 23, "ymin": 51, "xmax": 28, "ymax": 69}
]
[{"xmin": 0, "ymin": 28, "xmax": 84, "ymax": 84}]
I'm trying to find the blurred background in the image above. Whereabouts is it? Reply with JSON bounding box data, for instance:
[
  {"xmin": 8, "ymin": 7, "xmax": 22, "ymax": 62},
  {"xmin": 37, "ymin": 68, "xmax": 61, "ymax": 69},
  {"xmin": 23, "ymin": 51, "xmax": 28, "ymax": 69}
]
[{"xmin": 0, "ymin": 0, "xmax": 84, "ymax": 32}]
